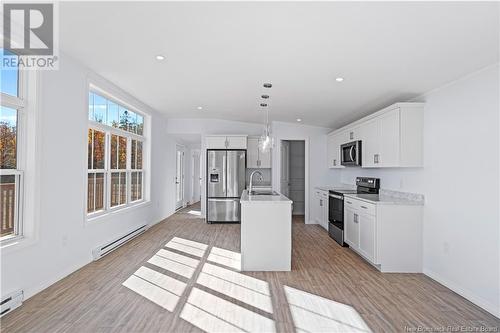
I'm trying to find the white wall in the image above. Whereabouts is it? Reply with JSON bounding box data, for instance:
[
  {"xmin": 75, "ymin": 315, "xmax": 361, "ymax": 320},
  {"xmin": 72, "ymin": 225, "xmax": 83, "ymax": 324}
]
[
  {"xmin": 272, "ymin": 121, "xmax": 341, "ymax": 223},
  {"xmin": 339, "ymin": 64, "xmax": 500, "ymax": 317},
  {"xmin": 0, "ymin": 52, "xmax": 176, "ymax": 300}
]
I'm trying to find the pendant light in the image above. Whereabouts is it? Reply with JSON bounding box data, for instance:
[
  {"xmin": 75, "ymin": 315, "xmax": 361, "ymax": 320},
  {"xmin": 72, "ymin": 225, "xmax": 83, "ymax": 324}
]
[{"xmin": 259, "ymin": 85, "xmax": 273, "ymax": 153}]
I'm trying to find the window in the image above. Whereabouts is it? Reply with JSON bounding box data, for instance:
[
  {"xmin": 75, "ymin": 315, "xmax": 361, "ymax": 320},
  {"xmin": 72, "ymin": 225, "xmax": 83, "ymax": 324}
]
[
  {"xmin": 1, "ymin": 49, "xmax": 23, "ymax": 241},
  {"xmin": 87, "ymin": 90, "xmax": 147, "ymax": 218}
]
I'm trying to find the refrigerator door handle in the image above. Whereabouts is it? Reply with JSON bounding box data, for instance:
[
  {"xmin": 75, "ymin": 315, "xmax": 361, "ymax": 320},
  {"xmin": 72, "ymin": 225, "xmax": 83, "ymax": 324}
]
[{"xmin": 222, "ymin": 152, "xmax": 227, "ymax": 196}]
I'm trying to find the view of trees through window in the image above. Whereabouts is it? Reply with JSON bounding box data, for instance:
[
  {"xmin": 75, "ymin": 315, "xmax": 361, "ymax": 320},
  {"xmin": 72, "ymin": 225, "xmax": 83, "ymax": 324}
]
[
  {"xmin": 87, "ymin": 90, "xmax": 145, "ymax": 216},
  {"xmin": 1, "ymin": 51, "xmax": 20, "ymax": 239}
]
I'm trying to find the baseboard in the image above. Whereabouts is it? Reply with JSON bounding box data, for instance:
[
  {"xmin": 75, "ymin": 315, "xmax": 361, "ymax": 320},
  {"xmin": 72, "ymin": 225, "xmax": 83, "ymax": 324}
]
[
  {"xmin": 24, "ymin": 259, "xmax": 90, "ymax": 300},
  {"xmin": 21, "ymin": 215, "xmax": 173, "ymax": 304},
  {"xmin": 424, "ymin": 268, "xmax": 500, "ymax": 318}
]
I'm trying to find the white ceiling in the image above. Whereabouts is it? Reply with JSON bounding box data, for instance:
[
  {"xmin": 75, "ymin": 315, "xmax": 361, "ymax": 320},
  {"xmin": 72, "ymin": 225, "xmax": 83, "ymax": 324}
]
[{"xmin": 60, "ymin": 2, "xmax": 499, "ymax": 128}]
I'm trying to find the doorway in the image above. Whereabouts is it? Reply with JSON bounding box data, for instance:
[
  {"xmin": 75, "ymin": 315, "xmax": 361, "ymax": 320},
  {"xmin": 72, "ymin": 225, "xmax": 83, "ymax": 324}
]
[
  {"xmin": 191, "ymin": 151, "xmax": 201, "ymax": 204},
  {"xmin": 175, "ymin": 146, "xmax": 185, "ymax": 210},
  {"xmin": 281, "ymin": 140, "xmax": 305, "ymax": 216}
]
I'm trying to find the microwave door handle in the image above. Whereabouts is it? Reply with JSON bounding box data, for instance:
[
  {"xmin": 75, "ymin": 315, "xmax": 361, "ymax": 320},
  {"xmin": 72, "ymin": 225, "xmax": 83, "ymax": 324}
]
[{"xmin": 349, "ymin": 146, "xmax": 355, "ymax": 162}]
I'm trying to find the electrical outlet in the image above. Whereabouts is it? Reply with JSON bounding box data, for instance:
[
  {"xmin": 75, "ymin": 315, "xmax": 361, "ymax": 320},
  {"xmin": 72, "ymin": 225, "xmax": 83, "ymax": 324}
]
[
  {"xmin": 443, "ymin": 241, "xmax": 450, "ymax": 255},
  {"xmin": 62, "ymin": 235, "xmax": 68, "ymax": 247}
]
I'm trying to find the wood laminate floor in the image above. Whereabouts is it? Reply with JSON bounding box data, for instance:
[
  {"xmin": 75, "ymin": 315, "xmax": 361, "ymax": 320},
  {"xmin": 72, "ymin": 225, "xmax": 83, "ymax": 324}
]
[{"xmin": 2, "ymin": 203, "xmax": 499, "ymax": 333}]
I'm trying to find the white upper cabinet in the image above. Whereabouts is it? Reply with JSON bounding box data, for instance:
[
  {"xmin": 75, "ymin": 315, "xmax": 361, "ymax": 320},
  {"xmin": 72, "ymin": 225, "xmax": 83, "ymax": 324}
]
[
  {"xmin": 329, "ymin": 103, "xmax": 424, "ymax": 168},
  {"xmin": 247, "ymin": 137, "xmax": 272, "ymax": 168},
  {"xmin": 226, "ymin": 136, "xmax": 248, "ymax": 149},
  {"xmin": 205, "ymin": 136, "xmax": 228, "ymax": 149},
  {"xmin": 247, "ymin": 138, "xmax": 259, "ymax": 167},
  {"xmin": 206, "ymin": 135, "xmax": 248, "ymax": 149},
  {"xmin": 326, "ymin": 132, "xmax": 345, "ymax": 169}
]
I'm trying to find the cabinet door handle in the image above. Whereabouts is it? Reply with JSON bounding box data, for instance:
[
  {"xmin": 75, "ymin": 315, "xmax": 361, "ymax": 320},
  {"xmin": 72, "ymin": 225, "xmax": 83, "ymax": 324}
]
[
  {"xmin": 361, "ymin": 205, "xmax": 368, "ymax": 209},
  {"xmin": 350, "ymin": 131, "xmax": 354, "ymax": 140},
  {"xmin": 374, "ymin": 154, "xmax": 379, "ymax": 164},
  {"xmin": 346, "ymin": 201, "xmax": 352, "ymax": 205},
  {"xmin": 354, "ymin": 213, "xmax": 358, "ymax": 223},
  {"xmin": 320, "ymin": 199, "xmax": 323, "ymax": 207},
  {"xmin": 333, "ymin": 159, "xmax": 336, "ymax": 166}
]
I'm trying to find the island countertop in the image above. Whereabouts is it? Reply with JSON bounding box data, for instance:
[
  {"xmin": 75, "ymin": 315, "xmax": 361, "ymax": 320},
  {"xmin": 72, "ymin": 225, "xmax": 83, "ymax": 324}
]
[{"xmin": 240, "ymin": 190, "xmax": 292, "ymax": 204}]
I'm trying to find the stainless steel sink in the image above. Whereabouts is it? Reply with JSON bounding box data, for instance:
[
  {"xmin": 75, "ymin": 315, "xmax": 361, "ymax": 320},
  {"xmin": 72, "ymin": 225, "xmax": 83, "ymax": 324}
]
[{"xmin": 249, "ymin": 190, "xmax": 280, "ymax": 196}]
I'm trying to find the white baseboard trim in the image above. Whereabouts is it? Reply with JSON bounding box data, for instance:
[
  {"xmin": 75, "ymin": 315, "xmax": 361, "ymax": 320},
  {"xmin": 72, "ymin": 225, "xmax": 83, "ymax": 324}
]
[
  {"xmin": 22, "ymin": 214, "xmax": 174, "ymax": 303},
  {"xmin": 424, "ymin": 268, "xmax": 500, "ymax": 319},
  {"xmin": 306, "ymin": 220, "xmax": 317, "ymax": 225}
]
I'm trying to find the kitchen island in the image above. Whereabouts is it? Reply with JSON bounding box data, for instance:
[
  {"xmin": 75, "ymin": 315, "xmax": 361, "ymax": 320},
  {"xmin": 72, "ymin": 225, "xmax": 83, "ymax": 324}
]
[{"xmin": 240, "ymin": 189, "xmax": 292, "ymax": 271}]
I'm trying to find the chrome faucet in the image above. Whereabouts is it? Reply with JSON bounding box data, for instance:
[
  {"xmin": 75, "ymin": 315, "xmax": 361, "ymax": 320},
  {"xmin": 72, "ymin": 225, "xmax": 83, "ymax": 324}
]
[{"xmin": 249, "ymin": 170, "xmax": 263, "ymax": 194}]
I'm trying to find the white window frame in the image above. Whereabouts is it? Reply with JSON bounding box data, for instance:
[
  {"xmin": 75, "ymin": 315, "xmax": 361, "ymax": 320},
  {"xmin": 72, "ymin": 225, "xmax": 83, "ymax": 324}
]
[
  {"xmin": 86, "ymin": 86, "xmax": 148, "ymax": 222},
  {"xmin": 1, "ymin": 53, "xmax": 39, "ymax": 248}
]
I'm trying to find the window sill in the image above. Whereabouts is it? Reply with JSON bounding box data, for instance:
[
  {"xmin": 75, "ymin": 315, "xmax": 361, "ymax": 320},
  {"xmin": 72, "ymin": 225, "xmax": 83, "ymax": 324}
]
[
  {"xmin": 85, "ymin": 200, "xmax": 151, "ymax": 225},
  {"xmin": 0, "ymin": 235, "xmax": 38, "ymax": 255}
]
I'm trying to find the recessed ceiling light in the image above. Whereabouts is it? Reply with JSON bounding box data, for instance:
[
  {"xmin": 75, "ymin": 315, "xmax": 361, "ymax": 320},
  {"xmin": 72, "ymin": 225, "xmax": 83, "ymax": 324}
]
[
  {"xmin": 263, "ymin": 83, "xmax": 272, "ymax": 88},
  {"xmin": 260, "ymin": 103, "xmax": 268, "ymax": 107},
  {"xmin": 336, "ymin": 77, "xmax": 344, "ymax": 82},
  {"xmin": 197, "ymin": 106, "xmax": 203, "ymax": 110},
  {"xmin": 296, "ymin": 118, "xmax": 302, "ymax": 122},
  {"xmin": 155, "ymin": 55, "xmax": 165, "ymax": 61},
  {"xmin": 261, "ymin": 94, "xmax": 269, "ymax": 99}
]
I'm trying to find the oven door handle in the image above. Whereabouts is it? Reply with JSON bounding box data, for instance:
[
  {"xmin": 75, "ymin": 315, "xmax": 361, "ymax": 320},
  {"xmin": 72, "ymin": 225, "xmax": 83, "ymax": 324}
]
[{"xmin": 329, "ymin": 194, "xmax": 343, "ymax": 200}]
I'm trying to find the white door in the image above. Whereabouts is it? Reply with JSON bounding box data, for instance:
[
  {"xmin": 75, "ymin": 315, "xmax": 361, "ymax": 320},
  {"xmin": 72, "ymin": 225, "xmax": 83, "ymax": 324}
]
[
  {"xmin": 206, "ymin": 136, "xmax": 227, "ymax": 149},
  {"xmin": 359, "ymin": 119, "xmax": 379, "ymax": 167},
  {"xmin": 175, "ymin": 148, "xmax": 185, "ymax": 209},
  {"xmin": 192, "ymin": 152, "xmax": 201, "ymax": 203},
  {"xmin": 226, "ymin": 136, "xmax": 247, "ymax": 149},
  {"xmin": 247, "ymin": 138, "xmax": 259, "ymax": 168},
  {"xmin": 259, "ymin": 141, "xmax": 272, "ymax": 168},
  {"xmin": 359, "ymin": 212, "xmax": 376, "ymax": 263},
  {"xmin": 344, "ymin": 207, "xmax": 359, "ymax": 249},
  {"xmin": 378, "ymin": 109, "xmax": 400, "ymax": 167},
  {"xmin": 280, "ymin": 141, "xmax": 290, "ymax": 197}
]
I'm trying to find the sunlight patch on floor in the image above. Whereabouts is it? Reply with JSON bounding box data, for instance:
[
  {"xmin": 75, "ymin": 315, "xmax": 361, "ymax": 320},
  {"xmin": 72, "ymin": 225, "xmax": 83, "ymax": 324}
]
[
  {"xmin": 187, "ymin": 210, "xmax": 202, "ymax": 216},
  {"xmin": 202, "ymin": 263, "xmax": 270, "ymax": 295},
  {"xmin": 207, "ymin": 247, "xmax": 241, "ymax": 271},
  {"xmin": 165, "ymin": 239, "xmax": 207, "ymax": 257},
  {"xmin": 122, "ymin": 266, "xmax": 186, "ymax": 312},
  {"xmin": 196, "ymin": 269, "xmax": 273, "ymax": 313},
  {"xmin": 180, "ymin": 287, "xmax": 276, "ymax": 333},
  {"xmin": 147, "ymin": 254, "xmax": 196, "ymax": 279},
  {"xmin": 284, "ymin": 286, "xmax": 372, "ymax": 333},
  {"xmin": 156, "ymin": 248, "xmax": 200, "ymax": 268},
  {"xmin": 171, "ymin": 237, "xmax": 209, "ymax": 250}
]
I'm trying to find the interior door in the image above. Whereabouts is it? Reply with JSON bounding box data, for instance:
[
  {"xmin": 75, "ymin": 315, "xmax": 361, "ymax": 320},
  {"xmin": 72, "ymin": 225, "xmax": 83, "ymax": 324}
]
[
  {"xmin": 192, "ymin": 152, "xmax": 201, "ymax": 203},
  {"xmin": 280, "ymin": 141, "xmax": 290, "ymax": 197},
  {"xmin": 175, "ymin": 148, "xmax": 185, "ymax": 209}
]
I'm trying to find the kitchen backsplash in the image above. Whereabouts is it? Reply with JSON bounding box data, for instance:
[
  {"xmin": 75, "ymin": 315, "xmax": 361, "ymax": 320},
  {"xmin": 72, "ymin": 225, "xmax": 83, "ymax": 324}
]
[{"xmin": 246, "ymin": 168, "xmax": 272, "ymax": 186}]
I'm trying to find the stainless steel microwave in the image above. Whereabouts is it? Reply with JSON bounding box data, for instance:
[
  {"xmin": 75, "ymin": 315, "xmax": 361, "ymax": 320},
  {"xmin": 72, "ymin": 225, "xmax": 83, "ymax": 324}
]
[{"xmin": 340, "ymin": 140, "xmax": 362, "ymax": 166}]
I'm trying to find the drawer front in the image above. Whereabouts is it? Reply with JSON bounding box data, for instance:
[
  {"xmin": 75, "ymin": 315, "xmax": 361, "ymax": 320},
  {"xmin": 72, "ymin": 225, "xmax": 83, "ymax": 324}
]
[
  {"xmin": 354, "ymin": 200, "xmax": 376, "ymax": 216},
  {"xmin": 344, "ymin": 197, "xmax": 356, "ymax": 209}
]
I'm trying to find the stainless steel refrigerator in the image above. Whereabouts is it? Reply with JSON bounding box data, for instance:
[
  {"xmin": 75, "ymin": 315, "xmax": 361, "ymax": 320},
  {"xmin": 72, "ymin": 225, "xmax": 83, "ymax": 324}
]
[{"xmin": 207, "ymin": 150, "xmax": 246, "ymax": 223}]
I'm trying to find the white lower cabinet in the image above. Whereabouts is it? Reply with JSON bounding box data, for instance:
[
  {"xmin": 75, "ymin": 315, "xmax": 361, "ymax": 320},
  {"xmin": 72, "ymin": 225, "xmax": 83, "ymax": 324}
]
[
  {"xmin": 358, "ymin": 212, "xmax": 376, "ymax": 263},
  {"xmin": 344, "ymin": 196, "xmax": 423, "ymax": 273},
  {"xmin": 313, "ymin": 189, "xmax": 329, "ymax": 230},
  {"xmin": 344, "ymin": 206, "xmax": 359, "ymax": 248}
]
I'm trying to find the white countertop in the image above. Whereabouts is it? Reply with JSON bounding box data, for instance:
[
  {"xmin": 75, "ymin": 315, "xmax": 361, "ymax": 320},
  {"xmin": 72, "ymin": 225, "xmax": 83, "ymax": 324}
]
[
  {"xmin": 315, "ymin": 185, "xmax": 356, "ymax": 192},
  {"xmin": 343, "ymin": 193, "xmax": 424, "ymax": 206},
  {"xmin": 240, "ymin": 190, "xmax": 292, "ymax": 204}
]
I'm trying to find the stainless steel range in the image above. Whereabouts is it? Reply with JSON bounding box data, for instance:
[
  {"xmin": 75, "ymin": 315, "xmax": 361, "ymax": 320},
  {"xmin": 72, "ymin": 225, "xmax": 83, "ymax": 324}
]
[{"xmin": 328, "ymin": 177, "xmax": 380, "ymax": 246}]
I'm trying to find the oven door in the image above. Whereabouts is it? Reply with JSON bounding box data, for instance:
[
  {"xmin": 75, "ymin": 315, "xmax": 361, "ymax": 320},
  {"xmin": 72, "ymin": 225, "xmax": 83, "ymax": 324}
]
[{"xmin": 328, "ymin": 193, "xmax": 344, "ymax": 223}]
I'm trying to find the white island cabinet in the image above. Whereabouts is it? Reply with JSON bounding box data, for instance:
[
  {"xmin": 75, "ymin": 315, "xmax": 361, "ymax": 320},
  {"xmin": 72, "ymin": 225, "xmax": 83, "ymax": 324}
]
[{"xmin": 240, "ymin": 190, "xmax": 292, "ymax": 271}]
